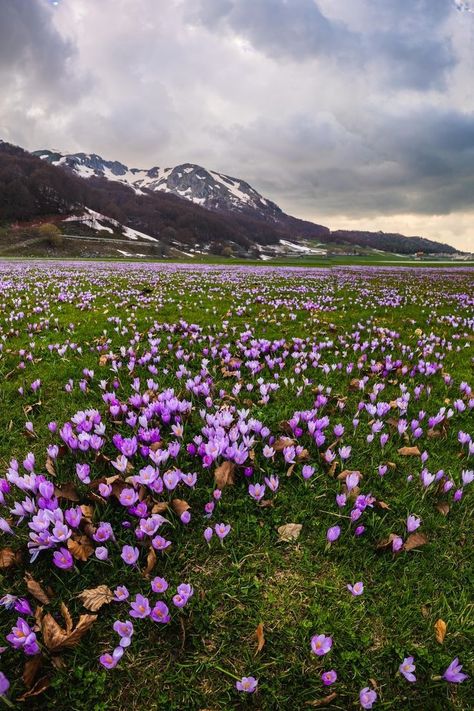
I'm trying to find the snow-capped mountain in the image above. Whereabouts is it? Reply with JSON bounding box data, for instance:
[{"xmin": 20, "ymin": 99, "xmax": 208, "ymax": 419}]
[{"xmin": 34, "ymin": 150, "xmax": 283, "ymax": 222}]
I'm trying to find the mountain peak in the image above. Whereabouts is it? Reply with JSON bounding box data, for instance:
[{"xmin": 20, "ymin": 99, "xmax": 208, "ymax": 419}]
[{"xmin": 35, "ymin": 149, "xmax": 284, "ymax": 221}]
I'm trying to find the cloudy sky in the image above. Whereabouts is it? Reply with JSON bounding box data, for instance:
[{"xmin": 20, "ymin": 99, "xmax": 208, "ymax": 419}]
[{"xmin": 1, "ymin": 0, "xmax": 473, "ymax": 250}]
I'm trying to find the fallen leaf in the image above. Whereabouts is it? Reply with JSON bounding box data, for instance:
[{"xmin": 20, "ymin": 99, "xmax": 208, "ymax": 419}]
[
  {"xmin": 435, "ymin": 618, "xmax": 447, "ymax": 644},
  {"xmin": 42, "ymin": 612, "xmax": 97, "ymax": 652},
  {"xmin": 60, "ymin": 602, "xmax": 73, "ymax": 635},
  {"xmin": 255, "ymin": 622, "xmax": 265, "ymax": 655},
  {"xmin": 375, "ymin": 500, "xmax": 391, "ymax": 510},
  {"xmin": 376, "ymin": 533, "xmax": 399, "ymax": 550},
  {"xmin": 436, "ymin": 502, "xmax": 450, "ymax": 516},
  {"xmin": 214, "ymin": 460, "xmax": 236, "ymax": 489},
  {"xmin": 67, "ymin": 536, "xmax": 94, "ymax": 561},
  {"xmin": 99, "ymin": 354, "xmax": 108, "ymax": 366},
  {"xmin": 397, "ymin": 446, "xmax": 421, "ymax": 456},
  {"xmin": 78, "ymin": 585, "xmax": 114, "ymax": 612},
  {"xmin": 17, "ymin": 675, "xmax": 50, "ymax": 701},
  {"xmin": 54, "ymin": 483, "xmax": 80, "ymax": 502},
  {"xmin": 305, "ymin": 693, "xmax": 337, "ymax": 707},
  {"xmin": 277, "ymin": 523, "xmax": 302, "ymax": 542},
  {"xmin": 51, "ymin": 656, "xmax": 66, "ymax": 670},
  {"xmin": 273, "ymin": 436, "xmax": 296, "ymax": 452},
  {"xmin": 151, "ymin": 502, "xmax": 169, "ymax": 514},
  {"xmin": 337, "ymin": 469, "xmax": 362, "ymax": 481},
  {"xmin": 143, "ymin": 546, "xmax": 157, "ymax": 577},
  {"xmin": 24, "ymin": 574, "xmax": 52, "ymax": 604},
  {"xmin": 404, "ymin": 532, "xmax": 428, "ymax": 551},
  {"xmin": 80, "ymin": 504, "xmax": 95, "ymax": 520},
  {"xmin": 171, "ymin": 499, "xmax": 190, "ymax": 516},
  {"xmin": 45, "ymin": 457, "xmax": 56, "ymax": 477},
  {"xmin": 22, "ymin": 655, "xmax": 43, "ymax": 688},
  {"xmin": 421, "ymin": 605, "xmax": 430, "ymax": 618},
  {"xmin": 296, "ymin": 448, "xmax": 309, "ymax": 461},
  {"xmin": 258, "ymin": 499, "xmax": 274, "ymax": 508},
  {"xmin": 34, "ymin": 606, "xmax": 44, "ymax": 630},
  {"xmin": 0, "ymin": 547, "xmax": 16, "ymax": 569}
]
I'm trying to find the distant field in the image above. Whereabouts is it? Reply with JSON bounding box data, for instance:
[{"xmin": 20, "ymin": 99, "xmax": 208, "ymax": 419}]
[{"xmin": 0, "ymin": 262, "xmax": 472, "ymax": 710}]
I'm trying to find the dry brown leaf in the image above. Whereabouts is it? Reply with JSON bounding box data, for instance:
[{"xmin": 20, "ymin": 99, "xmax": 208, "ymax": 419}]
[
  {"xmin": 22, "ymin": 655, "xmax": 43, "ymax": 689},
  {"xmin": 0, "ymin": 547, "xmax": 16, "ymax": 569},
  {"xmin": 404, "ymin": 532, "xmax": 428, "ymax": 551},
  {"xmin": 80, "ymin": 504, "xmax": 94, "ymax": 520},
  {"xmin": 67, "ymin": 536, "xmax": 94, "ymax": 561},
  {"xmin": 78, "ymin": 585, "xmax": 114, "ymax": 612},
  {"xmin": 42, "ymin": 612, "xmax": 97, "ymax": 652},
  {"xmin": 151, "ymin": 501, "xmax": 169, "ymax": 514},
  {"xmin": 24, "ymin": 573, "xmax": 52, "ymax": 604},
  {"xmin": 375, "ymin": 500, "xmax": 391, "ymax": 510},
  {"xmin": 434, "ymin": 618, "xmax": 447, "ymax": 644},
  {"xmin": 255, "ymin": 622, "xmax": 265, "ymax": 655},
  {"xmin": 214, "ymin": 460, "xmax": 236, "ymax": 489},
  {"xmin": 171, "ymin": 499, "xmax": 190, "ymax": 516},
  {"xmin": 143, "ymin": 546, "xmax": 157, "ymax": 577},
  {"xmin": 45, "ymin": 457, "xmax": 56, "ymax": 478},
  {"xmin": 60, "ymin": 602, "xmax": 73, "ymax": 635},
  {"xmin": 273, "ymin": 436, "xmax": 296, "ymax": 452},
  {"xmin": 277, "ymin": 523, "xmax": 302, "ymax": 543},
  {"xmin": 54, "ymin": 483, "xmax": 80, "ymax": 502},
  {"xmin": 296, "ymin": 448, "xmax": 309, "ymax": 461},
  {"xmin": 41, "ymin": 613, "xmax": 67, "ymax": 651},
  {"xmin": 50, "ymin": 656, "xmax": 66, "ymax": 670},
  {"xmin": 305, "ymin": 693, "xmax": 337, "ymax": 707},
  {"xmin": 17, "ymin": 675, "xmax": 50, "ymax": 701},
  {"xmin": 421, "ymin": 604, "xmax": 430, "ymax": 618},
  {"xmin": 376, "ymin": 533, "xmax": 399, "ymax": 550},
  {"xmin": 63, "ymin": 614, "xmax": 97, "ymax": 648},
  {"xmin": 337, "ymin": 469, "xmax": 362, "ymax": 481},
  {"xmin": 397, "ymin": 446, "xmax": 421, "ymax": 456},
  {"xmin": 258, "ymin": 499, "xmax": 274, "ymax": 508},
  {"xmin": 436, "ymin": 502, "xmax": 450, "ymax": 516}
]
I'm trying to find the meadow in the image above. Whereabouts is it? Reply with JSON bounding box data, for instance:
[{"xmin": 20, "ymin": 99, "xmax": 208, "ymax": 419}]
[{"xmin": 0, "ymin": 261, "xmax": 472, "ymax": 710}]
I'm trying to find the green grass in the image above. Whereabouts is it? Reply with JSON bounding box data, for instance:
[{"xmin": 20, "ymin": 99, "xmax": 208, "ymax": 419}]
[{"xmin": 0, "ymin": 262, "xmax": 472, "ymax": 710}]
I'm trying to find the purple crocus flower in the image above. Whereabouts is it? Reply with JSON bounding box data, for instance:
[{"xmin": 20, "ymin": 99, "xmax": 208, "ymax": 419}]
[
  {"xmin": 399, "ymin": 656, "xmax": 416, "ymax": 682},
  {"xmin": 130, "ymin": 594, "xmax": 151, "ymax": 618},
  {"xmin": 215, "ymin": 522, "xmax": 231, "ymax": 539},
  {"xmin": 248, "ymin": 483, "xmax": 266, "ymax": 502},
  {"xmin": 311, "ymin": 634, "xmax": 333, "ymax": 656},
  {"xmin": 321, "ymin": 669, "xmax": 337, "ymax": 686},
  {"xmin": 151, "ymin": 576, "xmax": 168, "ymax": 593},
  {"xmin": 121, "ymin": 545, "xmax": 139, "ymax": 565},
  {"xmin": 99, "ymin": 646, "xmax": 123, "ymax": 669},
  {"xmin": 443, "ymin": 657, "xmax": 468, "ymax": 683},
  {"xmin": 347, "ymin": 582, "xmax": 364, "ymax": 596},
  {"xmin": 326, "ymin": 525, "xmax": 341, "ymax": 543},
  {"xmin": 204, "ymin": 526, "xmax": 213, "ymax": 543},
  {"xmin": 95, "ymin": 546, "xmax": 108, "ymax": 560},
  {"xmin": 113, "ymin": 585, "xmax": 129, "ymax": 602},
  {"xmin": 53, "ymin": 547, "xmax": 73, "ymax": 570},
  {"xmin": 0, "ymin": 672, "xmax": 10, "ymax": 696},
  {"xmin": 151, "ymin": 601, "xmax": 171, "ymax": 623},
  {"xmin": 359, "ymin": 687, "xmax": 377, "ymax": 709},
  {"xmin": 406, "ymin": 515, "xmax": 421, "ymax": 533},
  {"xmin": 14, "ymin": 598, "xmax": 33, "ymax": 616},
  {"xmin": 236, "ymin": 676, "xmax": 258, "ymax": 693},
  {"xmin": 392, "ymin": 536, "xmax": 404, "ymax": 552}
]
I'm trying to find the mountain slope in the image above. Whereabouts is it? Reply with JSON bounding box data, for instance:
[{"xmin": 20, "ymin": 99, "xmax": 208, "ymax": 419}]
[
  {"xmin": 0, "ymin": 140, "xmax": 458, "ymax": 255},
  {"xmin": 34, "ymin": 150, "xmax": 287, "ymax": 224}
]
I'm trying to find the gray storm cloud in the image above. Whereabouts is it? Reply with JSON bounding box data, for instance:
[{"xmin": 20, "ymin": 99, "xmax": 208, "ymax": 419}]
[{"xmin": 0, "ymin": 0, "xmax": 473, "ymax": 250}]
